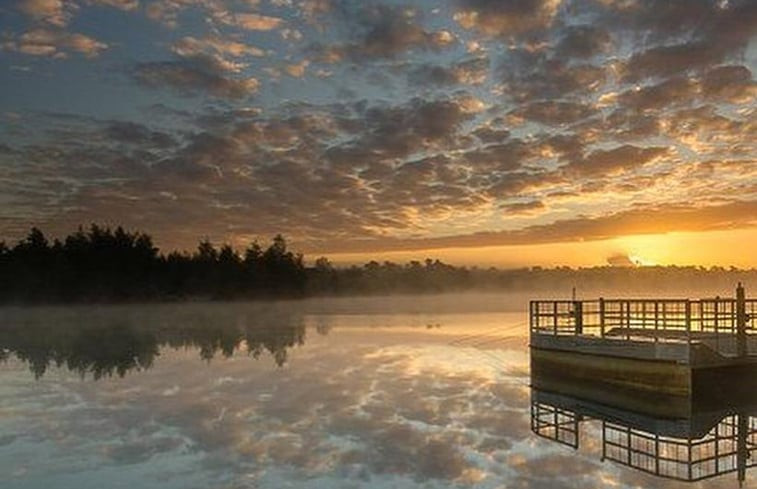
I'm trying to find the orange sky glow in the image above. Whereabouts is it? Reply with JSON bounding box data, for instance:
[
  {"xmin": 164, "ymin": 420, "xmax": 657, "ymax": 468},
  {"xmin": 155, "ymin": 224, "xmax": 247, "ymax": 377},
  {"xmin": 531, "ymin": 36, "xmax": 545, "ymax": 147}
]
[{"xmin": 323, "ymin": 228, "xmax": 757, "ymax": 268}]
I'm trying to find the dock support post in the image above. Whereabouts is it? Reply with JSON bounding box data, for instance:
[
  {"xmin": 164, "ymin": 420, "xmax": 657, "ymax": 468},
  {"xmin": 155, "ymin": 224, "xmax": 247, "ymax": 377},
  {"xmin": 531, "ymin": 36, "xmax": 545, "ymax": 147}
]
[
  {"xmin": 737, "ymin": 283, "xmax": 747, "ymax": 357},
  {"xmin": 599, "ymin": 298, "xmax": 605, "ymax": 338}
]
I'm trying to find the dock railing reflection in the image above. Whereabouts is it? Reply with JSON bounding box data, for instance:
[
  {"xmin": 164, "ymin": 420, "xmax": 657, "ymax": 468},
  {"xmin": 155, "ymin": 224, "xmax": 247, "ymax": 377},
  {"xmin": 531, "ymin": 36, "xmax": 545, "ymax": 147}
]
[
  {"xmin": 601, "ymin": 415, "xmax": 757, "ymax": 482},
  {"xmin": 531, "ymin": 396, "xmax": 757, "ymax": 484},
  {"xmin": 529, "ymin": 284, "xmax": 757, "ymax": 358},
  {"xmin": 531, "ymin": 401, "xmax": 580, "ymax": 449}
]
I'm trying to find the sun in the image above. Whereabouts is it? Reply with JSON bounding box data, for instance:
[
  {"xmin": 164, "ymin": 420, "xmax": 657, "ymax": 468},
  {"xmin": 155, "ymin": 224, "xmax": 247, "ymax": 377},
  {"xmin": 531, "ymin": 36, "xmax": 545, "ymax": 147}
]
[
  {"xmin": 616, "ymin": 234, "xmax": 673, "ymax": 267},
  {"xmin": 628, "ymin": 254, "xmax": 657, "ymax": 267}
]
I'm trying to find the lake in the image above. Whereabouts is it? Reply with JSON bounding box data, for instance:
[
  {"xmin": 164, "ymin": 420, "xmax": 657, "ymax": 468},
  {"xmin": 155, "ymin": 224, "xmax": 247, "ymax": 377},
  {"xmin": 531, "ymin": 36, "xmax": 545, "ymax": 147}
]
[{"xmin": 0, "ymin": 296, "xmax": 754, "ymax": 488}]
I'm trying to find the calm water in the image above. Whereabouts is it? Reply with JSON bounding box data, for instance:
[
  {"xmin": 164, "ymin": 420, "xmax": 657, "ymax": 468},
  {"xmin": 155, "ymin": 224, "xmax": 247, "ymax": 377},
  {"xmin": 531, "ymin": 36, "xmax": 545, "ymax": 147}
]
[{"xmin": 0, "ymin": 299, "xmax": 753, "ymax": 488}]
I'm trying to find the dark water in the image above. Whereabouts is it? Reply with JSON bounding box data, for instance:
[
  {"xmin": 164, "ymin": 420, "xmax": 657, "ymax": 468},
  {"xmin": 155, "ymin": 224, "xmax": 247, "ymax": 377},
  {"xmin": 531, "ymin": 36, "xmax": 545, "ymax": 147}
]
[{"xmin": 0, "ymin": 301, "xmax": 753, "ymax": 488}]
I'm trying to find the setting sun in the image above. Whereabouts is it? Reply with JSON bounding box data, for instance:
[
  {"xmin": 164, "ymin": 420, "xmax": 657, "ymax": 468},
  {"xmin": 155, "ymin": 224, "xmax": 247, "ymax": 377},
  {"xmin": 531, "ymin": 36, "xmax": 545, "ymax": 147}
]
[{"xmin": 627, "ymin": 254, "xmax": 656, "ymax": 267}]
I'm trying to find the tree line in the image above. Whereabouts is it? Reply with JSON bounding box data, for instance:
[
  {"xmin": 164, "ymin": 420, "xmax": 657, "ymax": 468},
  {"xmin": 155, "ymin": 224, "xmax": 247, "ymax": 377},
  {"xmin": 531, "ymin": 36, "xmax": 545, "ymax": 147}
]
[
  {"xmin": 0, "ymin": 225, "xmax": 755, "ymax": 303},
  {"xmin": 0, "ymin": 225, "xmax": 306, "ymax": 302}
]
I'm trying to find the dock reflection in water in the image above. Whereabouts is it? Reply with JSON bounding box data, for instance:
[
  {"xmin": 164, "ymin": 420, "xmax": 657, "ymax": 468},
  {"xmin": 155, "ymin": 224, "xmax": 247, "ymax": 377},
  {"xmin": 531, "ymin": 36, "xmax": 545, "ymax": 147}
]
[{"xmin": 530, "ymin": 376, "xmax": 757, "ymax": 485}]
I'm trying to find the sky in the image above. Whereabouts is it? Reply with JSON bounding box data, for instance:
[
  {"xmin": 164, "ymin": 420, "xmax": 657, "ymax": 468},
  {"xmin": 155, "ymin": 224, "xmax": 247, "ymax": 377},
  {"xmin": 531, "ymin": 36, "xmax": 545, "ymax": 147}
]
[{"xmin": 0, "ymin": 0, "xmax": 755, "ymax": 267}]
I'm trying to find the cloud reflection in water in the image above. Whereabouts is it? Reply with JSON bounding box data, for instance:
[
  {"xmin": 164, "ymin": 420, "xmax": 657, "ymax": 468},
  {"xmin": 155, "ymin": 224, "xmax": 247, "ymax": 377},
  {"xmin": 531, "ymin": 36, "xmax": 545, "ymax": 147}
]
[{"xmin": 0, "ymin": 304, "xmax": 750, "ymax": 488}]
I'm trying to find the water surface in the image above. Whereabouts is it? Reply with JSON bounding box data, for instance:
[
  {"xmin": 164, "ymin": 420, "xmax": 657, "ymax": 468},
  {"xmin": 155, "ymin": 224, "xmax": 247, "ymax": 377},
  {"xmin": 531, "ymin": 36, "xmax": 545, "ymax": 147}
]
[{"xmin": 0, "ymin": 300, "xmax": 753, "ymax": 488}]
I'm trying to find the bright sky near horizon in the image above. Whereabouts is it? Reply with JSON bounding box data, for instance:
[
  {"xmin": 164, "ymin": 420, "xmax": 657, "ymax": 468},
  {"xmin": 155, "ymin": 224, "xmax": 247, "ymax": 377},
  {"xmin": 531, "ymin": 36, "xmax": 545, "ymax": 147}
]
[{"xmin": 0, "ymin": 0, "xmax": 755, "ymax": 267}]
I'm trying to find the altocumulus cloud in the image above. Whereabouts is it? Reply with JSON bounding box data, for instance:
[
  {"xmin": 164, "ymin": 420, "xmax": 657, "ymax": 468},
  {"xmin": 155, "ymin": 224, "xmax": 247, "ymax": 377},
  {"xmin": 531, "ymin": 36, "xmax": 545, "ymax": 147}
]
[{"xmin": 0, "ymin": 0, "xmax": 754, "ymax": 253}]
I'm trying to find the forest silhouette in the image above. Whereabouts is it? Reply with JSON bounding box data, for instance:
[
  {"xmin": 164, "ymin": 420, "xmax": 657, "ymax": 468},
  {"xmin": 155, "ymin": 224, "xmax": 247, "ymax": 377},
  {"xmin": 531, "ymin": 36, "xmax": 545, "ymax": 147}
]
[{"xmin": 1, "ymin": 225, "xmax": 755, "ymax": 303}]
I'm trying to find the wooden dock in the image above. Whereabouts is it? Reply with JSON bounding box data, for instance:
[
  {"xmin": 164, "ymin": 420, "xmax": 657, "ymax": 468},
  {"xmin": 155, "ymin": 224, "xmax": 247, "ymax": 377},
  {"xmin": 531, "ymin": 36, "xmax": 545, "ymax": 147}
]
[{"xmin": 529, "ymin": 284, "xmax": 757, "ymax": 397}]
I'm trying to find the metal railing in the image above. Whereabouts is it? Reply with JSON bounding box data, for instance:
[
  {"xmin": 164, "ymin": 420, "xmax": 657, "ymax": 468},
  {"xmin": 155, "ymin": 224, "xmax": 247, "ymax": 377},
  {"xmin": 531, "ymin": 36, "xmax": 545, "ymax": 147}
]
[{"xmin": 529, "ymin": 286, "xmax": 757, "ymax": 357}]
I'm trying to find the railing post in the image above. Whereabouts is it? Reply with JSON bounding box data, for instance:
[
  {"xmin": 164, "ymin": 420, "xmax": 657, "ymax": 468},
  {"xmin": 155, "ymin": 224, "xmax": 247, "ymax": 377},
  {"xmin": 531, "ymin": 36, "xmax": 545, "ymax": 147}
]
[
  {"xmin": 529, "ymin": 301, "xmax": 534, "ymax": 338},
  {"xmin": 599, "ymin": 297, "xmax": 605, "ymax": 338},
  {"xmin": 685, "ymin": 300, "xmax": 692, "ymax": 346},
  {"xmin": 737, "ymin": 283, "xmax": 747, "ymax": 357},
  {"xmin": 654, "ymin": 302, "xmax": 659, "ymax": 343},
  {"xmin": 714, "ymin": 296, "xmax": 720, "ymax": 354},
  {"xmin": 553, "ymin": 301, "xmax": 558, "ymax": 336},
  {"xmin": 574, "ymin": 300, "xmax": 583, "ymax": 335}
]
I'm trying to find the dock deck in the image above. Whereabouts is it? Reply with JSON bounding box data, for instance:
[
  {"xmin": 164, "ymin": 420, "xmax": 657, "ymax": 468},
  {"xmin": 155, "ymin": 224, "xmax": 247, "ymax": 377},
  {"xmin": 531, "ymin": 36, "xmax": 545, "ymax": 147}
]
[{"xmin": 529, "ymin": 285, "xmax": 757, "ymax": 397}]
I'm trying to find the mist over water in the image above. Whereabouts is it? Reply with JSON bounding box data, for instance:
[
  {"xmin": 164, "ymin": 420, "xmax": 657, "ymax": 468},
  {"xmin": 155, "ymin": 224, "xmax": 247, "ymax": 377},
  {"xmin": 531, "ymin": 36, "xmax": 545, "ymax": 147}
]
[{"xmin": 0, "ymin": 296, "xmax": 754, "ymax": 488}]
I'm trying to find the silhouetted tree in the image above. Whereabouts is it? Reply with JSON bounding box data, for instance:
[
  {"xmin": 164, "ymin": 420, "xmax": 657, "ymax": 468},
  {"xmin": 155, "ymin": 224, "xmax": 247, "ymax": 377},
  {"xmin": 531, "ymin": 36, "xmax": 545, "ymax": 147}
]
[
  {"xmin": 243, "ymin": 241, "xmax": 263, "ymax": 291},
  {"xmin": 260, "ymin": 234, "xmax": 306, "ymax": 296}
]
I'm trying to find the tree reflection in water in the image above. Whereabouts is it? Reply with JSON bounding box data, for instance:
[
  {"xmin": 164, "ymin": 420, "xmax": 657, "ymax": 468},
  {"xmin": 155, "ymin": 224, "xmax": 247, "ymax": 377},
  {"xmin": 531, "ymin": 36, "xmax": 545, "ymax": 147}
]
[{"xmin": 0, "ymin": 307, "xmax": 308, "ymax": 379}]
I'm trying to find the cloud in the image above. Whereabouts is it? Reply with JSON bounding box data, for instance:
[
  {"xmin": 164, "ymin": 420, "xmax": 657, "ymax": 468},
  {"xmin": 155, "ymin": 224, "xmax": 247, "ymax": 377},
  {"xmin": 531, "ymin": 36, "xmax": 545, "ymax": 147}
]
[
  {"xmin": 622, "ymin": 41, "xmax": 733, "ymax": 82},
  {"xmin": 606, "ymin": 253, "xmax": 636, "ymax": 267},
  {"xmin": 298, "ymin": 0, "xmax": 332, "ymax": 23},
  {"xmin": 171, "ymin": 36, "xmax": 265, "ymax": 73},
  {"xmin": 144, "ymin": 0, "xmax": 281, "ymax": 30},
  {"xmin": 365, "ymin": 96, "xmax": 476, "ymax": 141},
  {"xmin": 86, "ymin": 0, "xmax": 140, "ymax": 10},
  {"xmin": 15, "ymin": 0, "xmax": 139, "ymax": 29},
  {"xmin": 499, "ymin": 49, "xmax": 606, "ymax": 102},
  {"xmin": 700, "ymin": 65, "xmax": 756, "ymax": 103},
  {"xmin": 173, "ymin": 35, "xmax": 265, "ymax": 59},
  {"xmin": 217, "ymin": 12, "xmax": 284, "ymax": 31},
  {"xmin": 502, "ymin": 200, "xmax": 545, "ymax": 215},
  {"xmin": 1, "ymin": 28, "xmax": 108, "ymax": 58},
  {"xmin": 561, "ymin": 145, "xmax": 669, "ymax": 177},
  {"xmin": 133, "ymin": 56, "xmax": 260, "ymax": 99},
  {"xmin": 301, "ymin": 200, "xmax": 757, "ymax": 254},
  {"xmin": 511, "ymin": 101, "xmax": 596, "ymax": 125},
  {"xmin": 315, "ymin": 4, "xmax": 456, "ymax": 61},
  {"xmin": 664, "ymin": 105, "xmax": 755, "ymax": 147},
  {"xmin": 555, "ymin": 24, "xmax": 612, "ymax": 58},
  {"xmin": 0, "ymin": 95, "xmax": 486, "ymax": 248},
  {"xmin": 284, "ymin": 59, "xmax": 310, "ymax": 77},
  {"xmin": 16, "ymin": 0, "xmax": 72, "ymax": 26},
  {"xmin": 611, "ymin": 0, "xmax": 756, "ymax": 81},
  {"xmin": 453, "ymin": 0, "xmax": 560, "ymax": 37},
  {"xmin": 613, "ymin": 66, "xmax": 755, "ymax": 113},
  {"xmin": 409, "ymin": 57, "xmax": 489, "ymax": 86},
  {"xmin": 3, "ymin": 75, "xmax": 753, "ymax": 254},
  {"xmin": 460, "ymin": 139, "xmax": 533, "ymax": 172},
  {"xmin": 102, "ymin": 121, "xmax": 176, "ymax": 148},
  {"xmin": 616, "ymin": 77, "xmax": 698, "ymax": 112}
]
